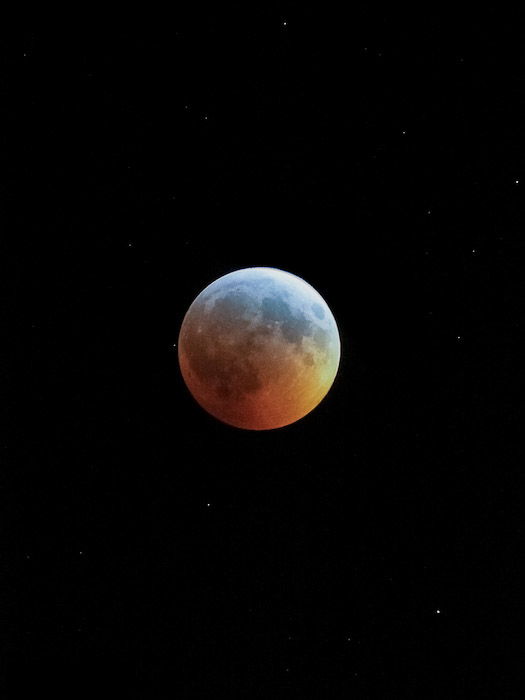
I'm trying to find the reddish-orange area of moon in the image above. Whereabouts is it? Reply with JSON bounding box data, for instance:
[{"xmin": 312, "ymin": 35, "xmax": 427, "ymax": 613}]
[{"xmin": 178, "ymin": 268, "xmax": 340, "ymax": 430}]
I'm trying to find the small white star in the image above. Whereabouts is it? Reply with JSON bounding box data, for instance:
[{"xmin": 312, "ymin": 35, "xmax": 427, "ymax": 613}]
[
  {"xmin": 426, "ymin": 209, "xmax": 432, "ymax": 215},
  {"xmin": 206, "ymin": 503, "xmax": 211, "ymax": 507},
  {"xmin": 281, "ymin": 19, "xmax": 288, "ymax": 27},
  {"xmin": 515, "ymin": 179, "xmax": 520, "ymax": 185},
  {"xmin": 435, "ymin": 609, "xmax": 441, "ymax": 614},
  {"xmin": 401, "ymin": 130, "xmax": 407, "ymax": 135}
]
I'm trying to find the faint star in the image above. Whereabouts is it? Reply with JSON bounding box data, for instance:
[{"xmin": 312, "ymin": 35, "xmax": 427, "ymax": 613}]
[{"xmin": 515, "ymin": 179, "xmax": 520, "ymax": 184}]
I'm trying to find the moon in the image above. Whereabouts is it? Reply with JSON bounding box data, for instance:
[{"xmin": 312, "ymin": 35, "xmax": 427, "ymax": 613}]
[{"xmin": 178, "ymin": 267, "xmax": 341, "ymax": 430}]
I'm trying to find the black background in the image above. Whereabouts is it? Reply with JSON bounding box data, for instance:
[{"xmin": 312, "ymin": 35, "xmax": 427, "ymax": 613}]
[{"xmin": 2, "ymin": 8, "xmax": 523, "ymax": 697}]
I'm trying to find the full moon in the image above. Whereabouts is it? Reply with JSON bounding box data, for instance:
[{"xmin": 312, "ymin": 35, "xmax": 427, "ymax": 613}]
[{"xmin": 178, "ymin": 267, "xmax": 341, "ymax": 430}]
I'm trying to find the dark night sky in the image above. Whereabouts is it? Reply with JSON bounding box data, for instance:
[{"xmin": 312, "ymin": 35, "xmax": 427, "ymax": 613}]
[{"xmin": 2, "ymin": 8, "xmax": 523, "ymax": 697}]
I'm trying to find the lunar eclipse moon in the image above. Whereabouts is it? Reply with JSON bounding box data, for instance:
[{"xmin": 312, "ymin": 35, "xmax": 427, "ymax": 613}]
[{"xmin": 178, "ymin": 267, "xmax": 341, "ymax": 430}]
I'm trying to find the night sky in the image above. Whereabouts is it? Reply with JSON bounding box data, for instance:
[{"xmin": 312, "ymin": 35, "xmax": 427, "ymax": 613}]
[{"xmin": 3, "ymin": 9, "xmax": 523, "ymax": 697}]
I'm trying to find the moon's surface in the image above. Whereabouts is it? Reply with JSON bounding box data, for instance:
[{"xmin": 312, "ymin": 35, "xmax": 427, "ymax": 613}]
[{"xmin": 178, "ymin": 267, "xmax": 340, "ymax": 430}]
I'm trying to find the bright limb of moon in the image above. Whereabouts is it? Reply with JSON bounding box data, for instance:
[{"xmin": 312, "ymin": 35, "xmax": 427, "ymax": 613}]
[{"xmin": 178, "ymin": 267, "xmax": 341, "ymax": 430}]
